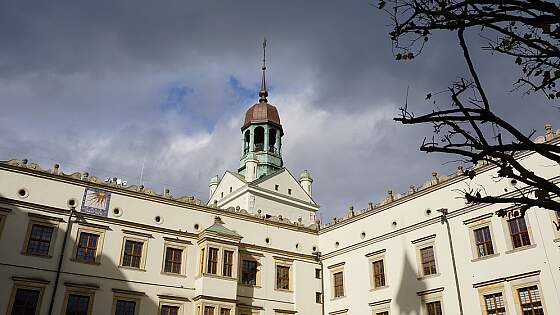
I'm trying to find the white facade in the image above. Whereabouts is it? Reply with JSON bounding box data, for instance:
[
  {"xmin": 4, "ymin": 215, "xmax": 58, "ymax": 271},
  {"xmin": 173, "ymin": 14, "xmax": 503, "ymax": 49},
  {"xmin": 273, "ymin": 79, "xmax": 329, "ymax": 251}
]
[{"xmin": 0, "ymin": 93, "xmax": 559, "ymax": 315}]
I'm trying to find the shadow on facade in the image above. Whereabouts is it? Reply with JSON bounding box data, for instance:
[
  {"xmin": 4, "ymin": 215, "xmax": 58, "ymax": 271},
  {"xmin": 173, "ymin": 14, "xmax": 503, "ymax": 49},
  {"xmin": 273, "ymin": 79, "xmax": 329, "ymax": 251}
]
[
  {"xmin": 394, "ymin": 252, "xmax": 426, "ymax": 315},
  {"xmin": 0, "ymin": 195, "xmax": 158, "ymax": 314}
]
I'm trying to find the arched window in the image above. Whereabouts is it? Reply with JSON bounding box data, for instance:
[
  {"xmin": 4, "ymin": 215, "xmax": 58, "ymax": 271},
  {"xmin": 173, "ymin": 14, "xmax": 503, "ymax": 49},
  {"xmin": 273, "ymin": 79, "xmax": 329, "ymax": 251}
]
[
  {"xmin": 244, "ymin": 130, "xmax": 250, "ymax": 154},
  {"xmin": 254, "ymin": 127, "xmax": 264, "ymax": 151},
  {"xmin": 269, "ymin": 129, "xmax": 277, "ymax": 153}
]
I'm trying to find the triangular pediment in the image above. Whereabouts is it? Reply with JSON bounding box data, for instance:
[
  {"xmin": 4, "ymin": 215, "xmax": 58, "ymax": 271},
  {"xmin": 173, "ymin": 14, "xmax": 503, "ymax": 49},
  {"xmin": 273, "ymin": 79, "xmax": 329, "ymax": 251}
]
[{"xmin": 250, "ymin": 168, "xmax": 317, "ymax": 205}]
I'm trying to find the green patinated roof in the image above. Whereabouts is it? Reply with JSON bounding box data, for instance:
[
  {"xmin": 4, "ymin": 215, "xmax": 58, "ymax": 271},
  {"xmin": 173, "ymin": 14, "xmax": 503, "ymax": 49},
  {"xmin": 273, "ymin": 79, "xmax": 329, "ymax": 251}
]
[{"xmin": 205, "ymin": 216, "xmax": 242, "ymax": 239}]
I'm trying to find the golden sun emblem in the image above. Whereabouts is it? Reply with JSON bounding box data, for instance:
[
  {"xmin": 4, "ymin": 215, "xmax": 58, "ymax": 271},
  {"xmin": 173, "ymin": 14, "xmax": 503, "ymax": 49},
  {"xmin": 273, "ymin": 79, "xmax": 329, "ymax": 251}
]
[{"xmin": 85, "ymin": 190, "xmax": 109, "ymax": 209}]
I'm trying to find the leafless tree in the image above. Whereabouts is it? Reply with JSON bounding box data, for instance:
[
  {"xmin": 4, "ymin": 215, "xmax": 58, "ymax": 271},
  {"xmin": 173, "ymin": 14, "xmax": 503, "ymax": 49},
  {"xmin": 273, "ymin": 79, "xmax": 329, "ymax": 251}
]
[{"xmin": 380, "ymin": 0, "xmax": 560, "ymax": 219}]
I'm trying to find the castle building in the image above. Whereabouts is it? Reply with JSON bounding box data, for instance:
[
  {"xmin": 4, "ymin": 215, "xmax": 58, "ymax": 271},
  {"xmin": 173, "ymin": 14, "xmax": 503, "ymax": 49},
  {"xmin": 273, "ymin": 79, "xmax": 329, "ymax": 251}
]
[{"xmin": 0, "ymin": 58, "xmax": 559, "ymax": 315}]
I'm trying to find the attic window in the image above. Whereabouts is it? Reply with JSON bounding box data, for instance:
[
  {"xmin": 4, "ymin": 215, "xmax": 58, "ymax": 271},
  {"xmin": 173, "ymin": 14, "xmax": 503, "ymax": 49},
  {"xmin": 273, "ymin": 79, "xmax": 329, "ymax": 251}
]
[
  {"xmin": 288, "ymin": 189, "xmax": 292, "ymax": 195},
  {"xmin": 229, "ymin": 187, "xmax": 232, "ymax": 193},
  {"xmin": 221, "ymin": 192, "xmax": 224, "ymax": 198},
  {"xmin": 275, "ymin": 185, "xmax": 279, "ymax": 191}
]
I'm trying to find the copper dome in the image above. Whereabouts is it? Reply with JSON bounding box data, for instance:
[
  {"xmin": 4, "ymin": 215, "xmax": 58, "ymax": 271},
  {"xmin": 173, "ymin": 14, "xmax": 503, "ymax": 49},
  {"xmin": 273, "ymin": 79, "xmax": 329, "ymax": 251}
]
[{"xmin": 242, "ymin": 101, "xmax": 282, "ymax": 131}]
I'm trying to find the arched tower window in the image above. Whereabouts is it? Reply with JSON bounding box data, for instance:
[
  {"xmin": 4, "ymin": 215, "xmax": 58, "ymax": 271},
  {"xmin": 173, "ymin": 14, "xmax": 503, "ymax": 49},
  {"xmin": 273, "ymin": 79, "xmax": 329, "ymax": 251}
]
[
  {"xmin": 254, "ymin": 126, "xmax": 264, "ymax": 151},
  {"xmin": 244, "ymin": 130, "xmax": 250, "ymax": 154},
  {"xmin": 269, "ymin": 129, "xmax": 277, "ymax": 153}
]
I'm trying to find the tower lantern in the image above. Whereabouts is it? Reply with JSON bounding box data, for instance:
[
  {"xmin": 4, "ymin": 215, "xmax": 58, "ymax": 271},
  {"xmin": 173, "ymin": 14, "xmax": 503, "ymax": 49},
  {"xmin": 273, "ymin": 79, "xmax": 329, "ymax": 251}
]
[{"xmin": 238, "ymin": 39, "xmax": 284, "ymax": 181}]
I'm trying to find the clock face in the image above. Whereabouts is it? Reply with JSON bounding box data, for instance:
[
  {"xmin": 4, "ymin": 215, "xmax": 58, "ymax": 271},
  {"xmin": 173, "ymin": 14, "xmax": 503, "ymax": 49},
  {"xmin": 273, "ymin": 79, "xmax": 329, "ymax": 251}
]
[{"xmin": 81, "ymin": 187, "xmax": 111, "ymax": 217}]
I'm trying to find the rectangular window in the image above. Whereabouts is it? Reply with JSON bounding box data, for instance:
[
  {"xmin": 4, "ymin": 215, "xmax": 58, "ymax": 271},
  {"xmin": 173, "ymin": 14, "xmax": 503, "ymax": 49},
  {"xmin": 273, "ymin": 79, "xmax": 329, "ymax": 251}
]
[
  {"xmin": 474, "ymin": 226, "xmax": 494, "ymax": 257},
  {"xmin": 484, "ymin": 292, "xmax": 506, "ymax": 315},
  {"xmin": 161, "ymin": 305, "xmax": 179, "ymax": 315},
  {"xmin": 276, "ymin": 265, "xmax": 290, "ymax": 290},
  {"xmin": 376, "ymin": 312, "xmax": 389, "ymax": 315},
  {"xmin": 207, "ymin": 248, "xmax": 219, "ymax": 274},
  {"xmin": 65, "ymin": 294, "xmax": 90, "ymax": 315},
  {"xmin": 115, "ymin": 300, "xmax": 136, "ymax": 315},
  {"xmin": 11, "ymin": 288, "xmax": 40, "ymax": 315},
  {"xmin": 122, "ymin": 240, "xmax": 143, "ymax": 268},
  {"xmin": 315, "ymin": 268, "xmax": 322, "ymax": 279},
  {"xmin": 315, "ymin": 292, "xmax": 322, "ymax": 304},
  {"xmin": 164, "ymin": 247, "xmax": 183, "ymax": 274},
  {"xmin": 242, "ymin": 260, "xmax": 258, "ymax": 285},
  {"xmin": 204, "ymin": 306, "xmax": 215, "ymax": 315},
  {"xmin": 420, "ymin": 246, "xmax": 437, "ymax": 276},
  {"xmin": 426, "ymin": 301, "xmax": 442, "ymax": 315},
  {"xmin": 223, "ymin": 250, "xmax": 234, "ymax": 277},
  {"xmin": 220, "ymin": 309, "xmax": 231, "ymax": 315},
  {"xmin": 372, "ymin": 259, "xmax": 386, "ymax": 288},
  {"xmin": 76, "ymin": 232, "xmax": 99, "ymax": 263},
  {"xmin": 333, "ymin": 271, "xmax": 344, "ymax": 298},
  {"xmin": 27, "ymin": 224, "xmax": 54, "ymax": 256},
  {"xmin": 508, "ymin": 217, "xmax": 531, "ymax": 248},
  {"xmin": 518, "ymin": 286, "xmax": 544, "ymax": 315},
  {"xmin": 199, "ymin": 249, "xmax": 205, "ymax": 274}
]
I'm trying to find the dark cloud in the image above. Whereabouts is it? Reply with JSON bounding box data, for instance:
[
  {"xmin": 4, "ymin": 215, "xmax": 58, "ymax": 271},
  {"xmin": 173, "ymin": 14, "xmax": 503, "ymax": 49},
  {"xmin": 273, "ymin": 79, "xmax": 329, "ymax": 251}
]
[{"xmin": 0, "ymin": 1, "xmax": 556, "ymax": 220}]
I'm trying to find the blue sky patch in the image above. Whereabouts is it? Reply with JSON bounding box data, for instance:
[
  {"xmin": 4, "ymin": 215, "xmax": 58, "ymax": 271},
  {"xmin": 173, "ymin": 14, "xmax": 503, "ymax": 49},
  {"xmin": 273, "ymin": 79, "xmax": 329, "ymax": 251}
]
[
  {"xmin": 228, "ymin": 76, "xmax": 256, "ymax": 101},
  {"xmin": 160, "ymin": 82, "xmax": 194, "ymax": 113}
]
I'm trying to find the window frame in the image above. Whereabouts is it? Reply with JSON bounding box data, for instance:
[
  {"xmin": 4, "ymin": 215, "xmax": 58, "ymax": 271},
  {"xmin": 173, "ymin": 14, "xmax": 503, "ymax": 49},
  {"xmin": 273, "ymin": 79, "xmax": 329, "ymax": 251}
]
[
  {"xmin": 111, "ymin": 290, "xmax": 142, "ymax": 315},
  {"xmin": 61, "ymin": 283, "xmax": 97, "ymax": 315},
  {"xmin": 464, "ymin": 214, "xmax": 499, "ymax": 261},
  {"xmin": 511, "ymin": 281, "xmax": 547, "ymax": 315},
  {"xmin": 274, "ymin": 258, "xmax": 293, "ymax": 292},
  {"xmin": 367, "ymin": 249, "xmax": 388, "ymax": 290},
  {"xmin": 158, "ymin": 297, "xmax": 185, "ymax": 315},
  {"xmin": 161, "ymin": 241, "xmax": 188, "ymax": 276},
  {"xmin": 328, "ymin": 262, "xmax": 345, "ymax": 300},
  {"xmin": 0, "ymin": 207, "xmax": 10, "ymax": 239},
  {"xmin": 7, "ymin": 277, "xmax": 49, "ymax": 315},
  {"xmin": 369, "ymin": 299, "xmax": 391, "ymax": 315},
  {"xmin": 72, "ymin": 225, "xmax": 107, "ymax": 265},
  {"xmin": 476, "ymin": 283, "xmax": 509, "ymax": 315},
  {"xmin": 199, "ymin": 241, "xmax": 238, "ymax": 279},
  {"xmin": 119, "ymin": 236, "xmax": 149, "ymax": 270},
  {"xmin": 22, "ymin": 216, "xmax": 61, "ymax": 258},
  {"xmin": 418, "ymin": 288, "xmax": 444, "ymax": 315},
  {"xmin": 413, "ymin": 235, "xmax": 439, "ymax": 279},
  {"xmin": 239, "ymin": 252, "xmax": 262, "ymax": 287},
  {"xmin": 500, "ymin": 210, "xmax": 536, "ymax": 253}
]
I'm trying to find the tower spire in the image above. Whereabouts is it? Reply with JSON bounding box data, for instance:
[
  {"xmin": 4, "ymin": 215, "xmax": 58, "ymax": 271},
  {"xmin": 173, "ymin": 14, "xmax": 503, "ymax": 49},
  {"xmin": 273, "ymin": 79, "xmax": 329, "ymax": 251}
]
[{"xmin": 259, "ymin": 38, "xmax": 268, "ymax": 103}]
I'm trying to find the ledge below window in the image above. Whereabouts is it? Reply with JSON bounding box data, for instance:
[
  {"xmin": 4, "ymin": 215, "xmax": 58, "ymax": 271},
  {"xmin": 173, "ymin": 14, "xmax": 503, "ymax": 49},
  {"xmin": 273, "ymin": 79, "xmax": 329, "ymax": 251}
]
[
  {"xmin": 505, "ymin": 244, "xmax": 537, "ymax": 254},
  {"xmin": 470, "ymin": 253, "xmax": 500, "ymax": 262}
]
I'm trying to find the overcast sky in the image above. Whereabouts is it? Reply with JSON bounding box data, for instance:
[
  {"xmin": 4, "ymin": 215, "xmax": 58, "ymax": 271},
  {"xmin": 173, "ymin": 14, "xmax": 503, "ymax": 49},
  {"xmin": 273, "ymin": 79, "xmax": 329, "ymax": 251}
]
[{"xmin": 0, "ymin": 1, "xmax": 557, "ymax": 221}]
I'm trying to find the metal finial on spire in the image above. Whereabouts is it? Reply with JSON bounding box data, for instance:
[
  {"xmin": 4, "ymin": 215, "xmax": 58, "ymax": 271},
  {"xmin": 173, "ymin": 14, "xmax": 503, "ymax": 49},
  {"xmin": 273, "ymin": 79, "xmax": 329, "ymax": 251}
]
[{"xmin": 259, "ymin": 38, "xmax": 268, "ymax": 103}]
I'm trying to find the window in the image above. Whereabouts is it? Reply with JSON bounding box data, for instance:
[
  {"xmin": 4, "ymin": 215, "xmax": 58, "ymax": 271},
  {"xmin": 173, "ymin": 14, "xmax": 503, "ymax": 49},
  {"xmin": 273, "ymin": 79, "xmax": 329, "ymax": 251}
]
[
  {"xmin": 220, "ymin": 308, "xmax": 231, "ymax": 315},
  {"xmin": 65, "ymin": 294, "xmax": 90, "ymax": 315},
  {"xmin": 164, "ymin": 247, "xmax": 183, "ymax": 274},
  {"xmin": 376, "ymin": 312, "xmax": 389, "ymax": 315},
  {"xmin": 484, "ymin": 292, "xmax": 506, "ymax": 315},
  {"xmin": 473, "ymin": 226, "xmax": 494, "ymax": 257},
  {"xmin": 517, "ymin": 286, "xmax": 544, "ymax": 315},
  {"xmin": 11, "ymin": 288, "xmax": 40, "ymax": 315},
  {"xmin": 161, "ymin": 305, "xmax": 179, "ymax": 315},
  {"xmin": 241, "ymin": 259, "xmax": 257, "ymax": 285},
  {"xmin": 76, "ymin": 233, "xmax": 99, "ymax": 263},
  {"xmin": 420, "ymin": 246, "xmax": 437, "ymax": 276},
  {"xmin": 333, "ymin": 271, "xmax": 344, "ymax": 298},
  {"xmin": 207, "ymin": 248, "xmax": 219, "ymax": 274},
  {"xmin": 287, "ymin": 189, "xmax": 292, "ymax": 195},
  {"xmin": 372, "ymin": 259, "xmax": 386, "ymax": 288},
  {"xmin": 425, "ymin": 301, "xmax": 442, "ymax": 315},
  {"xmin": 276, "ymin": 265, "xmax": 290, "ymax": 290},
  {"xmin": 275, "ymin": 185, "xmax": 279, "ymax": 191},
  {"xmin": 115, "ymin": 300, "xmax": 136, "ymax": 315},
  {"xmin": 315, "ymin": 292, "xmax": 322, "ymax": 304},
  {"xmin": 122, "ymin": 240, "xmax": 143, "ymax": 268},
  {"xmin": 199, "ymin": 248, "xmax": 205, "ymax": 274},
  {"xmin": 223, "ymin": 250, "xmax": 234, "ymax": 277},
  {"xmin": 204, "ymin": 306, "xmax": 215, "ymax": 315},
  {"xmin": 509, "ymin": 216, "xmax": 531, "ymax": 248},
  {"xmin": 26, "ymin": 224, "xmax": 54, "ymax": 256},
  {"xmin": 315, "ymin": 268, "xmax": 321, "ymax": 279}
]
